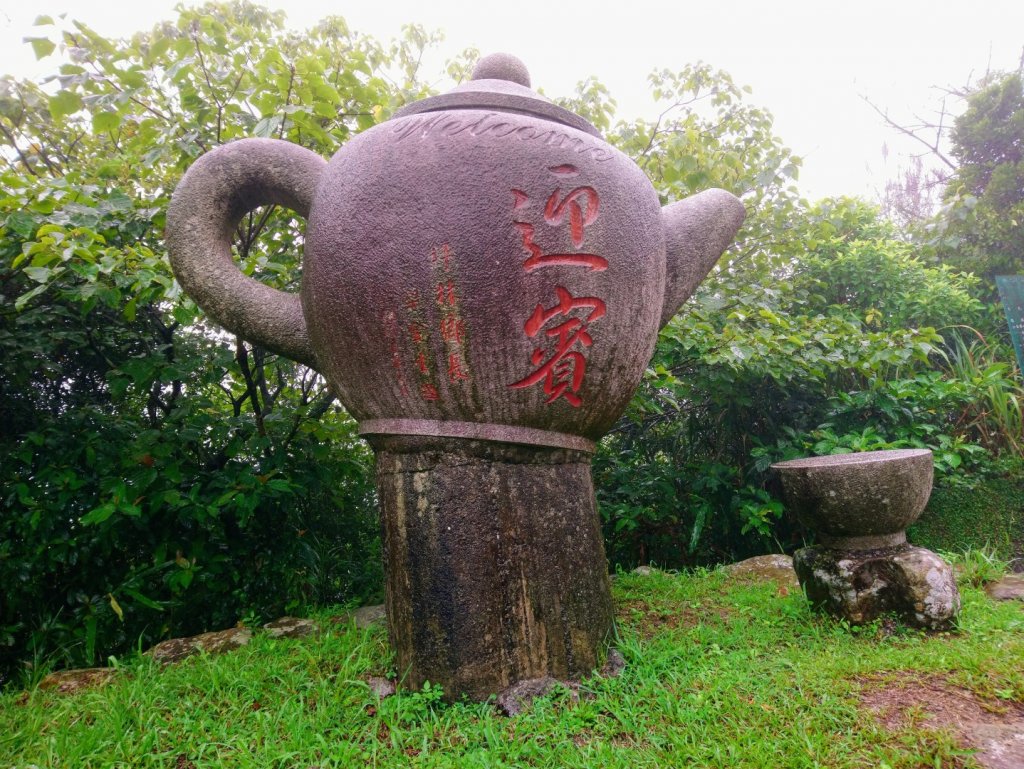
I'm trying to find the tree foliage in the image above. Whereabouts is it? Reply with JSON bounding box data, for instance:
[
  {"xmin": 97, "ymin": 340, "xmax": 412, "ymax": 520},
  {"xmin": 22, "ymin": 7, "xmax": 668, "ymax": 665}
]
[
  {"xmin": 585, "ymin": 67, "xmax": 1017, "ymax": 569},
  {"xmin": 0, "ymin": 2, "xmax": 461, "ymax": 686},
  {"xmin": 938, "ymin": 72, "xmax": 1024, "ymax": 282}
]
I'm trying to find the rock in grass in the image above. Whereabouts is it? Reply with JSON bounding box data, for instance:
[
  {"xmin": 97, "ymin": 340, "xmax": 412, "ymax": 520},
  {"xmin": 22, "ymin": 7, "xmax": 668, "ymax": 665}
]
[
  {"xmin": 352, "ymin": 604, "xmax": 387, "ymax": 628},
  {"xmin": 330, "ymin": 604, "xmax": 387, "ymax": 629},
  {"xmin": 724, "ymin": 554, "xmax": 799, "ymax": 587},
  {"xmin": 601, "ymin": 648, "xmax": 627, "ymax": 678},
  {"xmin": 38, "ymin": 667, "xmax": 119, "ymax": 694},
  {"xmin": 497, "ymin": 676, "xmax": 578, "ymax": 716},
  {"xmin": 985, "ymin": 574, "xmax": 1024, "ymax": 602},
  {"xmin": 794, "ymin": 545, "xmax": 960, "ymax": 630},
  {"xmin": 146, "ymin": 627, "xmax": 253, "ymax": 665},
  {"xmin": 366, "ymin": 676, "xmax": 397, "ymax": 698},
  {"xmin": 263, "ymin": 616, "xmax": 320, "ymax": 639}
]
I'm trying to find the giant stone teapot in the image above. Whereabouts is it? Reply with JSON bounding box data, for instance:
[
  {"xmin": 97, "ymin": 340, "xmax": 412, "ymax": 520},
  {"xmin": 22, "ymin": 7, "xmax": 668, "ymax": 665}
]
[{"xmin": 166, "ymin": 53, "xmax": 744, "ymax": 700}]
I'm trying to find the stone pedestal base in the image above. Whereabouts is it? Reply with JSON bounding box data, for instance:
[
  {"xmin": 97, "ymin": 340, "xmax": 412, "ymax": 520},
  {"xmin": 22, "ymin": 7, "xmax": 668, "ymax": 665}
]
[
  {"xmin": 370, "ymin": 436, "xmax": 614, "ymax": 701},
  {"xmin": 793, "ymin": 544, "xmax": 960, "ymax": 630}
]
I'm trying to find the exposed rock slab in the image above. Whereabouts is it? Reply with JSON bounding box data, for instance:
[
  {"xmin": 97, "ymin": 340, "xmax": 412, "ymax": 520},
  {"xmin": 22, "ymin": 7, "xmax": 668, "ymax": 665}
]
[
  {"xmin": 352, "ymin": 604, "xmax": 386, "ymax": 629},
  {"xmin": 366, "ymin": 675, "xmax": 397, "ymax": 698},
  {"xmin": 794, "ymin": 544, "xmax": 960, "ymax": 630},
  {"xmin": 38, "ymin": 667, "xmax": 119, "ymax": 694},
  {"xmin": 263, "ymin": 616, "xmax": 320, "ymax": 639},
  {"xmin": 496, "ymin": 676, "xmax": 578, "ymax": 716},
  {"xmin": 725, "ymin": 554, "xmax": 799, "ymax": 587},
  {"xmin": 146, "ymin": 627, "xmax": 253, "ymax": 665},
  {"xmin": 986, "ymin": 574, "xmax": 1024, "ymax": 602}
]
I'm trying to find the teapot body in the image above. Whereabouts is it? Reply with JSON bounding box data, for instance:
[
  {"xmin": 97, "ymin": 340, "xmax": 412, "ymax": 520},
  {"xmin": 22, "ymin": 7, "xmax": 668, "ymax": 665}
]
[{"xmin": 304, "ymin": 109, "xmax": 665, "ymax": 445}]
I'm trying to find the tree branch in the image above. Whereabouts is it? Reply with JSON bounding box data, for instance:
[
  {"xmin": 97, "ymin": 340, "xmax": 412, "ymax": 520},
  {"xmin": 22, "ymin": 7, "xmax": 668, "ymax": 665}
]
[{"xmin": 862, "ymin": 96, "xmax": 957, "ymax": 171}]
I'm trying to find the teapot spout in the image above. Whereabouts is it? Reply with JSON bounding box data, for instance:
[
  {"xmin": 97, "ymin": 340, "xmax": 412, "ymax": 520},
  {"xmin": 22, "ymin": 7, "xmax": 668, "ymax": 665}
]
[{"xmin": 659, "ymin": 188, "xmax": 745, "ymax": 328}]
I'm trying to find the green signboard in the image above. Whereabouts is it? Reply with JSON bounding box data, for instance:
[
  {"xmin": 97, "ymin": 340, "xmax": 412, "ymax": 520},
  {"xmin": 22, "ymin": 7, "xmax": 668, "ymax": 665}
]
[{"xmin": 996, "ymin": 275, "xmax": 1024, "ymax": 377}]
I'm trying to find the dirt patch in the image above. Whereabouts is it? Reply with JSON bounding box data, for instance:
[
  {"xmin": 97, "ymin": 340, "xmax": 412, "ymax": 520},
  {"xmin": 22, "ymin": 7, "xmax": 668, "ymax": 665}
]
[{"xmin": 858, "ymin": 672, "xmax": 1024, "ymax": 769}]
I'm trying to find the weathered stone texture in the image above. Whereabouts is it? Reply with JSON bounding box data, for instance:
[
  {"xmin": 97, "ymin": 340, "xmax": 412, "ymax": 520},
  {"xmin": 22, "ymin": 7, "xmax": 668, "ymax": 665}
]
[
  {"xmin": 725, "ymin": 554, "xmax": 799, "ymax": 587},
  {"xmin": 146, "ymin": 627, "xmax": 252, "ymax": 665},
  {"xmin": 794, "ymin": 545, "xmax": 960, "ymax": 630},
  {"xmin": 263, "ymin": 616, "xmax": 320, "ymax": 639},
  {"xmin": 986, "ymin": 574, "xmax": 1024, "ymax": 602},
  {"xmin": 38, "ymin": 667, "xmax": 119, "ymax": 694},
  {"xmin": 373, "ymin": 437, "xmax": 613, "ymax": 701},
  {"xmin": 773, "ymin": 449, "xmax": 934, "ymax": 549}
]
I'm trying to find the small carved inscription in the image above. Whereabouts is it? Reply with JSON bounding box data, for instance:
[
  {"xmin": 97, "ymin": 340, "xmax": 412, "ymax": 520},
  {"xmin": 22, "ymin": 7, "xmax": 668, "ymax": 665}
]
[
  {"xmin": 391, "ymin": 112, "xmax": 615, "ymax": 162},
  {"xmin": 430, "ymin": 244, "xmax": 473, "ymax": 386},
  {"xmin": 401, "ymin": 288, "xmax": 439, "ymax": 401},
  {"xmin": 389, "ymin": 244, "xmax": 474, "ymax": 402}
]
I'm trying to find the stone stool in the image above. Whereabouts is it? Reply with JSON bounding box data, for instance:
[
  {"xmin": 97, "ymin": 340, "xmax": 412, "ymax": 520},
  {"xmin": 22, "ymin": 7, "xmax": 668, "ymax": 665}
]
[{"xmin": 772, "ymin": 449, "xmax": 959, "ymax": 630}]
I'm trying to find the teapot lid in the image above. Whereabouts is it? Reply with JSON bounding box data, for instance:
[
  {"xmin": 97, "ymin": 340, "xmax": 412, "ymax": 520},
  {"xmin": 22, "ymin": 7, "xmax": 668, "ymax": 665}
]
[{"xmin": 390, "ymin": 53, "xmax": 600, "ymax": 138}]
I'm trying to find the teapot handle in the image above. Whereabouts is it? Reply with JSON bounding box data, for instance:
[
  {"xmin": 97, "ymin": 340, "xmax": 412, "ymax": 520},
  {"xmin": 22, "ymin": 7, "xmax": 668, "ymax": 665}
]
[{"xmin": 165, "ymin": 139, "xmax": 326, "ymax": 369}]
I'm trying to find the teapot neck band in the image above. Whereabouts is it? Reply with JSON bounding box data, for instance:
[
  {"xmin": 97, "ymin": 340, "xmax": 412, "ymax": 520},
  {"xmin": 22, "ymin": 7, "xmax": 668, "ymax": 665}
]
[{"xmin": 359, "ymin": 418, "xmax": 596, "ymax": 454}]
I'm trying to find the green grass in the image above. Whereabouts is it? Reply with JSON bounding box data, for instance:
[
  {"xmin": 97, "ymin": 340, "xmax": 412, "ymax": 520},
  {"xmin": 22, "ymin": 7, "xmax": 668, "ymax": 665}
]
[
  {"xmin": 2, "ymin": 568, "xmax": 1023, "ymax": 768},
  {"xmin": 910, "ymin": 474, "xmax": 1024, "ymax": 564}
]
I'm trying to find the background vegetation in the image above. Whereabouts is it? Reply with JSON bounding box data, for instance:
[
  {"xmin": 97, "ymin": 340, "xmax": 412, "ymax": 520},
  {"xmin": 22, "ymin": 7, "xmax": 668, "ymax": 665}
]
[{"xmin": 1, "ymin": 2, "xmax": 1022, "ymax": 686}]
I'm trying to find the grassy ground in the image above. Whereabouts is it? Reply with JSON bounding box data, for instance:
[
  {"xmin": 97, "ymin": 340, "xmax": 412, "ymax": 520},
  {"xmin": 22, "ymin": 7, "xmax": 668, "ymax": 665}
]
[
  {"xmin": 910, "ymin": 474, "xmax": 1024, "ymax": 567},
  {"xmin": 1, "ymin": 567, "xmax": 1022, "ymax": 769}
]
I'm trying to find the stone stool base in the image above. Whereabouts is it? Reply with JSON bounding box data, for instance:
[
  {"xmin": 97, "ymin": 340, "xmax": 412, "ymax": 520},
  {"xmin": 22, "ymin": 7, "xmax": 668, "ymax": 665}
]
[
  {"xmin": 371, "ymin": 436, "xmax": 614, "ymax": 702},
  {"xmin": 793, "ymin": 544, "xmax": 960, "ymax": 630}
]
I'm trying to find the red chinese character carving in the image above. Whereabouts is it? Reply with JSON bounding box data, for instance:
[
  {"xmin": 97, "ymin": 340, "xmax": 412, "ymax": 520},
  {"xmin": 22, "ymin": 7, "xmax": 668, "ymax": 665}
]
[
  {"xmin": 544, "ymin": 186, "xmax": 599, "ymax": 247},
  {"xmin": 420, "ymin": 382, "xmax": 440, "ymax": 401},
  {"xmin": 440, "ymin": 317, "xmax": 465, "ymax": 344},
  {"xmin": 447, "ymin": 353, "xmax": 470, "ymax": 382},
  {"xmin": 415, "ymin": 351, "xmax": 429, "ymax": 375},
  {"xmin": 509, "ymin": 286, "xmax": 606, "ymax": 407},
  {"xmin": 430, "ymin": 244, "xmax": 453, "ymax": 270},
  {"xmin": 436, "ymin": 280, "xmax": 456, "ymax": 306},
  {"xmin": 404, "ymin": 289, "xmax": 420, "ymax": 311},
  {"xmin": 514, "ymin": 221, "xmax": 608, "ymax": 273},
  {"xmin": 407, "ymin": 323, "xmax": 425, "ymax": 344}
]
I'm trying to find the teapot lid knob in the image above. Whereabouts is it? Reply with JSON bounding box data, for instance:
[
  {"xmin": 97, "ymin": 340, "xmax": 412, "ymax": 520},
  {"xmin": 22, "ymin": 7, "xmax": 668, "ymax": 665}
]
[{"xmin": 471, "ymin": 52, "xmax": 531, "ymax": 88}]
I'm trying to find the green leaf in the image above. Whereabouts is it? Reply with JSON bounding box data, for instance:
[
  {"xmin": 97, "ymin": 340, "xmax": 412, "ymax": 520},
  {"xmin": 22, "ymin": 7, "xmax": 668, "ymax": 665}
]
[
  {"xmin": 92, "ymin": 111, "xmax": 121, "ymax": 134},
  {"xmin": 14, "ymin": 283, "xmax": 49, "ymax": 310},
  {"xmin": 80, "ymin": 503, "xmax": 116, "ymax": 526},
  {"xmin": 123, "ymin": 588, "xmax": 164, "ymax": 611},
  {"xmin": 22, "ymin": 266, "xmax": 51, "ymax": 283},
  {"xmin": 48, "ymin": 90, "xmax": 83, "ymax": 120},
  {"xmin": 117, "ymin": 69, "xmax": 147, "ymax": 89},
  {"xmin": 108, "ymin": 593, "xmax": 124, "ymax": 621},
  {"xmin": 25, "ymin": 37, "xmax": 56, "ymax": 60}
]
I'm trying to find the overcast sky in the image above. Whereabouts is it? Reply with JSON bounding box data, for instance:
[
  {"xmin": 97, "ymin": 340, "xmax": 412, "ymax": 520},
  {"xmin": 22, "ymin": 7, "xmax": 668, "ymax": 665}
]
[{"xmin": 2, "ymin": 0, "xmax": 1022, "ymax": 202}]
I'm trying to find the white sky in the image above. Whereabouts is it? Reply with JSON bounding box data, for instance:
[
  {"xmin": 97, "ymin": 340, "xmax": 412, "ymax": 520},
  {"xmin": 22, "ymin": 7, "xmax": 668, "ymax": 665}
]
[{"xmin": 2, "ymin": 0, "xmax": 1023, "ymax": 202}]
